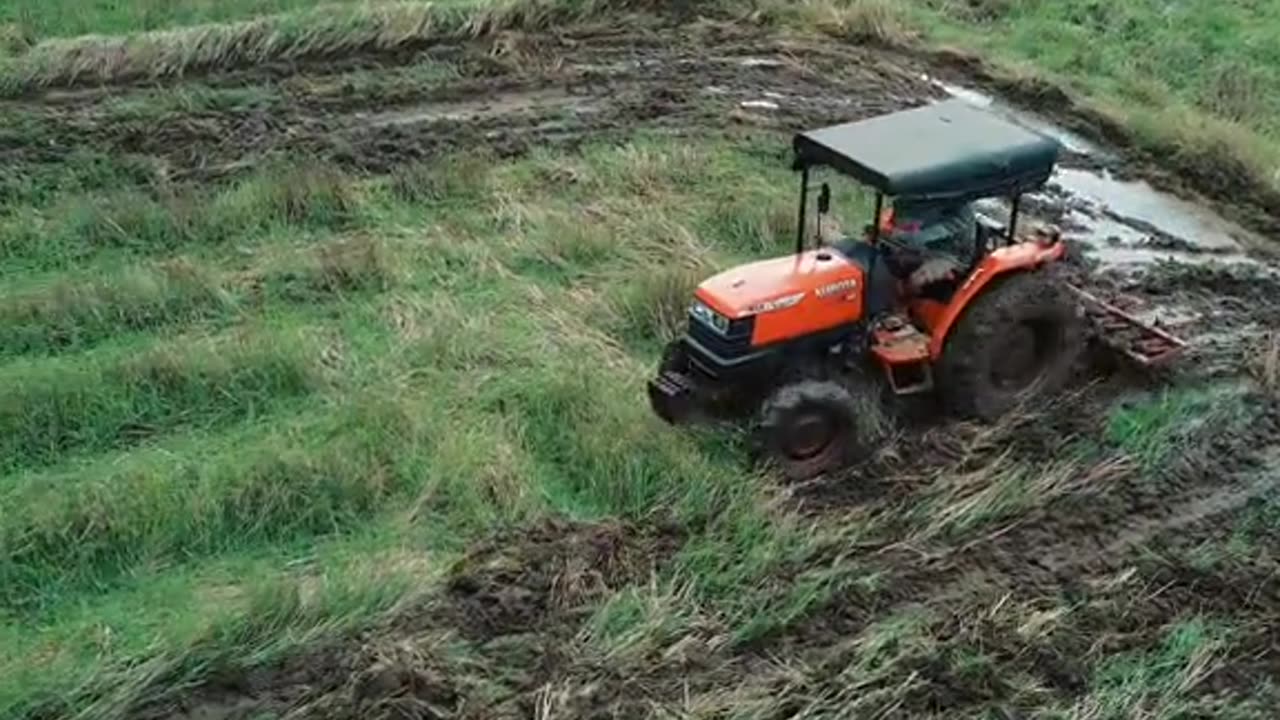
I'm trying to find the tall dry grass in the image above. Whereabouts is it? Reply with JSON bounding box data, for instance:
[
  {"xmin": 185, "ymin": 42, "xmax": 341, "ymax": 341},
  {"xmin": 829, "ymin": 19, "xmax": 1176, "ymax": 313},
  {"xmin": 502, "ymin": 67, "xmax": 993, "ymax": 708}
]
[{"xmin": 0, "ymin": 0, "xmax": 677, "ymax": 94}]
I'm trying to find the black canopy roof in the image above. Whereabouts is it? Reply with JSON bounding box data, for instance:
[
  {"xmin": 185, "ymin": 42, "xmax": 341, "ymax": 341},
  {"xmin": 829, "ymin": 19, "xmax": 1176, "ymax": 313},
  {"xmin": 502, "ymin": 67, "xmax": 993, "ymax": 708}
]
[{"xmin": 793, "ymin": 99, "xmax": 1061, "ymax": 201}]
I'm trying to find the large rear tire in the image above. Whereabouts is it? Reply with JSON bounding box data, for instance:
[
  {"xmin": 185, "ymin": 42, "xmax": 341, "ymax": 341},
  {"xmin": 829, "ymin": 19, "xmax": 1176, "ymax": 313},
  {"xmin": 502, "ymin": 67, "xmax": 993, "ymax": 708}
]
[
  {"xmin": 756, "ymin": 373, "xmax": 887, "ymax": 481},
  {"xmin": 937, "ymin": 272, "xmax": 1084, "ymax": 421}
]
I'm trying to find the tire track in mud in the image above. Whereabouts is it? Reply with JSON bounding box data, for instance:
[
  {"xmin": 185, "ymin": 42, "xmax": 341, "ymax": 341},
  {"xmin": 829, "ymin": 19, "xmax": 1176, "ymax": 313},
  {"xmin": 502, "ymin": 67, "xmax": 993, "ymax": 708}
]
[
  {"xmin": 778, "ymin": 368, "xmax": 1280, "ymax": 610},
  {"xmin": 740, "ymin": 401, "xmax": 1280, "ymax": 716},
  {"xmin": 134, "ymin": 519, "xmax": 685, "ymax": 720},
  {"xmin": 0, "ymin": 22, "xmax": 943, "ymax": 185}
]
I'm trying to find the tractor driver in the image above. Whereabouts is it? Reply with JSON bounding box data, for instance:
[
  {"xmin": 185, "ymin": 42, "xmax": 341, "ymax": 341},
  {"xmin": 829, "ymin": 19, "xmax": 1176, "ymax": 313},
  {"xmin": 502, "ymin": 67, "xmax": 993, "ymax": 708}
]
[{"xmin": 878, "ymin": 196, "xmax": 977, "ymax": 294}]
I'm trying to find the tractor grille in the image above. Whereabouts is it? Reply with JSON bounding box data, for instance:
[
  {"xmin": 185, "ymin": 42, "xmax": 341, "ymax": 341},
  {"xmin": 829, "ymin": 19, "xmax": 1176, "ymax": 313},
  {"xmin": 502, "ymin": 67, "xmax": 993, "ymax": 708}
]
[{"xmin": 688, "ymin": 314, "xmax": 755, "ymax": 359}]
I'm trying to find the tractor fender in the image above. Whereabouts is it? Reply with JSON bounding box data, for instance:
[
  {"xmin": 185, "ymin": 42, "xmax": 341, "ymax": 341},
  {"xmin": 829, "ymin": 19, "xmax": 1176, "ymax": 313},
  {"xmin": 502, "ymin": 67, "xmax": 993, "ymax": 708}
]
[{"xmin": 926, "ymin": 241, "xmax": 1066, "ymax": 360}]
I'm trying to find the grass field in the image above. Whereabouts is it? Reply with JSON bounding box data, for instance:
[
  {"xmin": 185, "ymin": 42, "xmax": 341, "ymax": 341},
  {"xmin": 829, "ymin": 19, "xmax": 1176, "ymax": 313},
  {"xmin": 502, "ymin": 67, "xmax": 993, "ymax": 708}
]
[{"xmin": 1, "ymin": 1, "xmax": 1279, "ymax": 718}]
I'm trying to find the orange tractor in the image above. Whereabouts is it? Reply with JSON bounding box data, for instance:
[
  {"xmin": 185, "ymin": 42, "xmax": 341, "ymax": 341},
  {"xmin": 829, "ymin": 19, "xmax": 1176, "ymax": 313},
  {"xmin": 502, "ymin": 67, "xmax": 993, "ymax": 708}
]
[{"xmin": 648, "ymin": 100, "xmax": 1186, "ymax": 479}]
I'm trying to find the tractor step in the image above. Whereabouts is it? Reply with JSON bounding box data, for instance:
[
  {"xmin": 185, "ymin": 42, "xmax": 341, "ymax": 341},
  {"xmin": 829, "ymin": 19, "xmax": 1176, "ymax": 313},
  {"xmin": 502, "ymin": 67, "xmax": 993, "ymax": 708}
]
[
  {"xmin": 1066, "ymin": 284, "xmax": 1189, "ymax": 368},
  {"xmin": 871, "ymin": 314, "xmax": 935, "ymax": 395}
]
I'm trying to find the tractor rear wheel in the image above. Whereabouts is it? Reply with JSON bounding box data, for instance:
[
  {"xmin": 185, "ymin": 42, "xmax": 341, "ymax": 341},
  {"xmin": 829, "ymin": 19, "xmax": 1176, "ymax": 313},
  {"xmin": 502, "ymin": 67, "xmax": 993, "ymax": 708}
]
[
  {"xmin": 937, "ymin": 272, "xmax": 1084, "ymax": 421},
  {"xmin": 756, "ymin": 375, "xmax": 884, "ymax": 481}
]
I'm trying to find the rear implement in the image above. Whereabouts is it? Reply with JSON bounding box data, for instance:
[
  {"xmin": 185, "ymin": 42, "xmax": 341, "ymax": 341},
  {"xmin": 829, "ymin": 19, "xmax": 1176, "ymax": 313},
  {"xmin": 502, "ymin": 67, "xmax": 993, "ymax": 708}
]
[{"xmin": 1068, "ymin": 284, "xmax": 1190, "ymax": 368}]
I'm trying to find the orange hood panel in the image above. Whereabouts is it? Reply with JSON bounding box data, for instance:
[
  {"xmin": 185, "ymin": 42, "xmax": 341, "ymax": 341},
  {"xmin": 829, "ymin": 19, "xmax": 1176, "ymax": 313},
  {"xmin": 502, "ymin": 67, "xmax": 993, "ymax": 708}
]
[{"xmin": 695, "ymin": 249, "xmax": 860, "ymax": 319}]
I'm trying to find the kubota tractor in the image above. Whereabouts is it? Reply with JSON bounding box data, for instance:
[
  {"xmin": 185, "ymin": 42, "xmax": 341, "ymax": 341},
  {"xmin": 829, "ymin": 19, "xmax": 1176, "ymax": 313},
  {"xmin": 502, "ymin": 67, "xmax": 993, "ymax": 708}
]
[{"xmin": 648, "ymin": 99, "xmax": 1186, "ymax": 480}]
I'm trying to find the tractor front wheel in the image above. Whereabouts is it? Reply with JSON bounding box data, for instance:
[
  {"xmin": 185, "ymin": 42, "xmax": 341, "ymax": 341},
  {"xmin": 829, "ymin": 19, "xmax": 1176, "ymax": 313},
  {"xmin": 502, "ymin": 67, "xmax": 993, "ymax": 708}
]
[
  {"xmin": 756, "ymin": 378, "xmax": 875, "ymax": 481},
  {"xmin": 937, "ymin": 272, "xmax": 1084, "ymax": 421}
]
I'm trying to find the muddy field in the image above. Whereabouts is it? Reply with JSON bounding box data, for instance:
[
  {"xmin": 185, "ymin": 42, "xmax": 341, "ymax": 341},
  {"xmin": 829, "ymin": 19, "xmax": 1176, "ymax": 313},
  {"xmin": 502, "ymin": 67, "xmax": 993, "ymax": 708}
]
[{"xmin": 13, "ymin": 12, "xmax": 1280, "ymax": 720}]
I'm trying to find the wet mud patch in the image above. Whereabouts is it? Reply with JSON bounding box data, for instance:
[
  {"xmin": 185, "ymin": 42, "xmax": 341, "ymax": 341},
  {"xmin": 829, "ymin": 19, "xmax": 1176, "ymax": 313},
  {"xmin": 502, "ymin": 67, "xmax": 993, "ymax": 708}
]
[
  {"xmin": 138, "ymin": 518, "xmax": 680, "ymax": 720},
  {"xmin": 443, "ymin": 517, "xmax": 679, "ymax": 639},
  {"xmin": 1106, "ymin": 261, "xmax": 1280, "ymax": 377}
]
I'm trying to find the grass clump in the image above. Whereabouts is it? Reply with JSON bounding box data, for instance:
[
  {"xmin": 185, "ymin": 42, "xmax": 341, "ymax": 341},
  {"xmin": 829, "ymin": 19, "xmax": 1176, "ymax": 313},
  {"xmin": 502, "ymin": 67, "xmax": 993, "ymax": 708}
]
[
  {"xmin": 607, "ymin": 263, "xmax": 707, "ymax": 346},
  {"xmin": 0, "ymin": 329, "xmax": 321, "ymax": 472},
  {"xmin": 222, "ymin": 161, "xmax": 357, "ymax": 229},
  {"xmin": 389, "ymin": 152, "xmax": 493, "ymax": 205},
  {"xmin": 0, "ymin": 161, "xmax": 359, "ymax": 271},
  {"xmin": 783, "ymin": 0, "xmax": 913, "ymax": 44},
  {"xmin": 0, "ymin": 0, "xmax": 675, "ymax": 94},
  {"xmin": 0, "ymin": 259, "xmax": 231, "ymax": 356},
  {"xmin": 1105, "ymin": 384, "xmax": 1251, "ymax": 470},
  {"xmin": 0, "ymin": 236, "xmax": 397, "ymax": 357},
  {"xmin": 1251, "ymin": 333, "xmax": 1280, "ymax": 396},
  {"xmin": 1070, "ymin": 618, "xmax": 1227, "ymax": 719}
]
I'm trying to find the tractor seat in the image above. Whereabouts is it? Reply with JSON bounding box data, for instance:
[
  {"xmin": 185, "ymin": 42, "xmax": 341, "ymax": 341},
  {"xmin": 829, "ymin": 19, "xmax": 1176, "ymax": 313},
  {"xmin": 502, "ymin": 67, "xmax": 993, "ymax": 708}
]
[{"xmin": 832, "ymin": 240, "xmax": 898, "ymax": 317}]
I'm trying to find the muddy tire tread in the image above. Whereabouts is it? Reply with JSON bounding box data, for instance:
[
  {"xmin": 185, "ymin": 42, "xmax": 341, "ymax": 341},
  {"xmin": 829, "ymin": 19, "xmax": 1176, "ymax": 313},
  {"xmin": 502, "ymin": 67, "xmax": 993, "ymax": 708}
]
[
  {"xmin": 937, "ymin": 271, "xmax": 1084, "ymax": 421},
  {"xmin": 756, "ymin": 376, "xmax": 875, "ymax": 481}
]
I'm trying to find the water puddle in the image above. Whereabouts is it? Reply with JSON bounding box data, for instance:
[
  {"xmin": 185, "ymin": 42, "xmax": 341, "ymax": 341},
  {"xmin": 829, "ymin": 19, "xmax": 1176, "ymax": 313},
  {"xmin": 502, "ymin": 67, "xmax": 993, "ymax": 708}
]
[
  {"xmin": 1052, "ymin": 169, "xmax": 1245, "ymax": 251},
  {"xmin": 1044, "ymin": 169, "xmax": 1265, "ymax": 270},
  {"xmin": 928, "ymin": 78, "xmax": 1264, "ymax": 271}
]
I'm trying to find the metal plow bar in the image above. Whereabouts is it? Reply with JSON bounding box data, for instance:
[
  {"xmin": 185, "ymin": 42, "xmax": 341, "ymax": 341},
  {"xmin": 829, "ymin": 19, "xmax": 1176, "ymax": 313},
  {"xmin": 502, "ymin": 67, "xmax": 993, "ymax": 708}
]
[{"xmin": 1066, "ymin": 284, "xmax": 1190, "ymax": 368}]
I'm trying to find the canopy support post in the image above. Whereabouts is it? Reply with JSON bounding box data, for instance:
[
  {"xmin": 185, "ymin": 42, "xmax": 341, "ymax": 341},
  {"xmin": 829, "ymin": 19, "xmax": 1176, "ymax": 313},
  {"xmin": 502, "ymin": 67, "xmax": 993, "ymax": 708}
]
[
  {"xmin": 796, "ymin": 166, "xmax": 811, "ymax": 255},
  {"xmin": 1008, "ymin": 194, "xmax": 1021, "ymax": 245},
  {"xmin": 872, "ymin": 193, "xmax": 883, "ymax": 244}
]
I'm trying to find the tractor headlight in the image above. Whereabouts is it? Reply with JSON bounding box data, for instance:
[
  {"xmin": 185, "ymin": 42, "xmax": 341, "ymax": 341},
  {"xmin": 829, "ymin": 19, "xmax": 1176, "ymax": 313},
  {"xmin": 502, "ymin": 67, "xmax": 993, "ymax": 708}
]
[{"xmin": 690, "ymin": 300, "xmax": 731, "ymax": 335}]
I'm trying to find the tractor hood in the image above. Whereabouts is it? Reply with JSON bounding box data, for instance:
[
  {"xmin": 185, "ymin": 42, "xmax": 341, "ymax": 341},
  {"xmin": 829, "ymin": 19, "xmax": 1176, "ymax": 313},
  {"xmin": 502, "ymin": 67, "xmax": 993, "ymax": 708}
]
[{"xmin": 695, "ymin": 248, "xmax": 861, "ymax": 319}]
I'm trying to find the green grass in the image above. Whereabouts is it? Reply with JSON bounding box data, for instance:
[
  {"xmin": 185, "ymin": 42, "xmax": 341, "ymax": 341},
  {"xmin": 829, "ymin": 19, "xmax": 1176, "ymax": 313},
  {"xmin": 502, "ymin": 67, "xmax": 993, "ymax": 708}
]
[
  {"xmin": 1105, "ymin": 383, "xmax": 1252, "ymax": 470},
  {"xmin": 0, "ymin": 134, "xmax": 825, "ymax": 717},
  {"xmin": 922, "ymin": 0, "xmax": 1280, "ymax": 136},
  {"xmin": 0, "ymin": 160, "xmax": 358, "ymax": 274},
  {"xmin": 0, "ymin": 328, "xmax": 324, "ymax": 473},
  {"xmin": 0, "ymin": 391, "xmax": 435, "ymax": 613},
  {"xmin": 1, "ymin": 531, "xmax": 423, "ymax": 720},
  {"xmin": 1069, "ymin": 618, "xmax": 1228, "ymax": 719},
  {"xmin": 0, "ymin": 1, "xmax": 355, "ymax": 42},
  {"xmin": 0, "ymin": 236, "xmax": 393, "ymax": 358}
]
